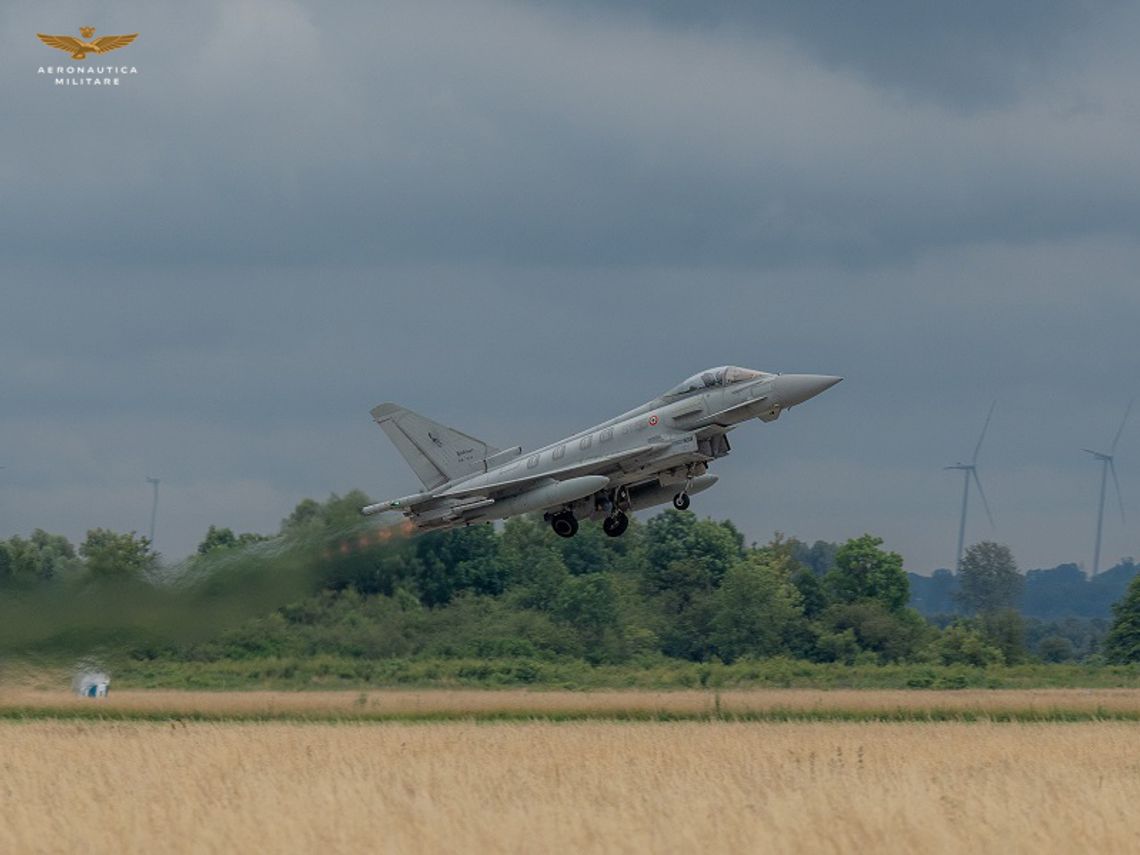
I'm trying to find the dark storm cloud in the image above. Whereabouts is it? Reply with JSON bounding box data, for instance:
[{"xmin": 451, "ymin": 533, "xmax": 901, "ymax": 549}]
[
  {"xmin": 538, "ymin": 0, "xmax": 1122, "ymax": 108},
  {"xmin": 4, "ymin": 0, "xmax": 1139, "ymax": 270},
  {"xmin": 2, "ymin": 0, "xmax": 1139, "ymax": 569}
]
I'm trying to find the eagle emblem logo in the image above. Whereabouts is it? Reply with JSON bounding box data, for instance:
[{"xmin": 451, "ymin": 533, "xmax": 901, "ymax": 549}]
[{"xmin": 37, "ymin": 27, "xmax": 138, "ymax": 61}]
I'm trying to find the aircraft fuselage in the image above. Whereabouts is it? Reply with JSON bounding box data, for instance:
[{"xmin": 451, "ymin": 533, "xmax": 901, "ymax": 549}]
[{"xmin": 363, "ymin": 367, "xmax": 840, "ymax": 538}]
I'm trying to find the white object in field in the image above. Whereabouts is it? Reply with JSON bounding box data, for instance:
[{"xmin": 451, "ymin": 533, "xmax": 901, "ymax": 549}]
[{"xmin": 74, "ymin": 671, "xmax": 110, "ymax": 698}]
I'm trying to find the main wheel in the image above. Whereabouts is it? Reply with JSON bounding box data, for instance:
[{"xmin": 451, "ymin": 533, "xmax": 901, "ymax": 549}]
[
  {"xmin": 673, "ymin": 492, "xmax": 690, "ymax": 510},
  {"xmin": 551, "ymin": 512, "xmax": 579, "ymax": 538},
  {"xmin": 603, "ymin": 511, "xmax": 629, "ymax": 538}
]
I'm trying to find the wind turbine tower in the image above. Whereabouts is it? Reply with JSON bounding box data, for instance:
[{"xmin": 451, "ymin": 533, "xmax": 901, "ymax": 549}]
[
  {"xmin": 945, "ymin": 401, "xmax": 996, "ymax": 571},
  {"xmin": 1084, "ymin": 399, "xmax": 1132, "ymax": 576},
  {"xmin": 146, "ymin": 477, "xmax": 160, "ymax": 548}
]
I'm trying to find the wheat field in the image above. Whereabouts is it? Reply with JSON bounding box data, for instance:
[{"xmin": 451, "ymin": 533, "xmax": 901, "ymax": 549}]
[{"xmin": 3, "ymin": 719, "xmax": 1139, "ymax": 854}]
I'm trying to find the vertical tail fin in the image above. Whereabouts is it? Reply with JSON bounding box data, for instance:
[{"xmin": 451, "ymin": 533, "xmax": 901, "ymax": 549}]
[{"xmin": 370, "ymin": 403, "xmax": 500, "ymax": 490}]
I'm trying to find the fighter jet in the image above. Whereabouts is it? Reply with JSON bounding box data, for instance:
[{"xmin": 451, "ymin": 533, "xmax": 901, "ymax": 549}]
[{"xmin": 362, "ymin": 366, "xmax": 841, "ymax": 538}]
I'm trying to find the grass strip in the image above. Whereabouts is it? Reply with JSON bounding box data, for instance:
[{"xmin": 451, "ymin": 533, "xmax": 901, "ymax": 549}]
[{"xmin": 2, "ymin": 705, "xmax": 1139, "ymax": 724}]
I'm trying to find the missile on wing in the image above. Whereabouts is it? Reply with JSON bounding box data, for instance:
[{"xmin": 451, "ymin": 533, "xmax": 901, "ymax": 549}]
[{"xmin": 361, "ymin": 491, "xmax": 434, "ymax": 516}]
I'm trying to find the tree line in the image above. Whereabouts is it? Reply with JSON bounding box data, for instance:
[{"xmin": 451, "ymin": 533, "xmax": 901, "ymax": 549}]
[{"xmin": 3, "ymin": 490, "xmax": 1140, "ymax": 666}]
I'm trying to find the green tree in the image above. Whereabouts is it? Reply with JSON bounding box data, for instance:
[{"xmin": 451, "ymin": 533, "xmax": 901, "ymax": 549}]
[
  {"xmin": 559, "ymin": 521, "xmax": 615, "ymax": 576},
  {"xmin": 644, "ymin": 512, "xmax": 743, "ymax": 600},
  {"xmin": 197, "ymin": 525, "xmax": 271, "ymax": 555},
  {"xmin": 413, "ymin": 525, "xmax": 503, "ymax": 605},
  {"xmin": 979, "ymin": 608, "xmax": 1027, "ymax": 664},
  {"xmin": 1, "ymin": 530, "xmax": 78, "ymax": 583},
  {"xmin": 198, "ymin": 525, "xmax": 237, "ymax": 554},
  {"xmin": 554, "ymin": 573, "xmax": 620, "ymax": 659},
  {"xmin": 79, "ymin": 529, "xmax": 157, "ymax": 580},
  {"xmin": 320, "ymin": 537, "xmax": 423, "ymax": 597},
  {"xmin": 790, "ymin": 539, "xmax": 839, "ymax": 576},
  {"xmin": 955, "ymin": 541, "xmax": 1023, "ymax": 614},
  {"xmin": 824, "ymin": 535, "xmax": 908, "ymax": 611},
  {"xmin": 644, "ymin": 511, "xmax": 743, "ymax": 593},
  {"xmin": 512, "ymin": 553, "xmax": 571, "ymax": 612},
  {"xmin": 499, "ymin": 515, "xmax": 559, "ymax": 588},
  {"xmin": 321, "ymin": 490, "xmax": 374, "ymax": 530},
  {"xmin": 1104, "ymin": 574, "xmax": 1140, "ymax": 662},
  {"xmin": 929, "ymin": 622, "xmax": 1004, "ymax": 666},
  {"xmin": 791, "ymin": 568, "xmax": 827, "ymax": 619},
  {"xmin": 821, "ymin": 600, "xmax": 929, "ymax": 662},
  {"xmin": 1038, "ymin": 634, "xmax": 1075, "ymax": 663},
  {"xmin": 656, "ymin": 588, "xmax": 717, "ymax": 661},
  {"xmin": 710, "ymin": 552, "xmax": 805, "ymax": 662},
  {"xmin": 281, "ymin": 498, "xmax": 323, "ymax": 533},
  {"xmin": 280, "ymin": 491, "xmax": 374, "ymax": 536},
  {"xmin": 814, "ymin": 628, "xmax": 860, "ymax": 664}
]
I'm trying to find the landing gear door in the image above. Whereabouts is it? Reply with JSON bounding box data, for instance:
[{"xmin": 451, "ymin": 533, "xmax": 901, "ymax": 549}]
[{"xmin": 697, "ymin": 433, "xmax": 731, "ymax": 459}]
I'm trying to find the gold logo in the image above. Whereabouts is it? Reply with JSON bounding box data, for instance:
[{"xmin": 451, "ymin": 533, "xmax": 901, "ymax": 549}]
[{"xmin": 37, "ymin": 27, "xmax": 138, "ymax": 61}]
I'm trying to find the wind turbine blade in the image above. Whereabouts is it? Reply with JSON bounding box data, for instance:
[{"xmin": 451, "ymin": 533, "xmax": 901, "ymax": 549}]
[
  {"xmin": 972, "ymin": 468, "xmax": 995, "ymax": 528},
  {"xmin": 1109, "ymin": 458, "xmax": 1125, "ymax": 523},
  {"xmin": 1110, "ymin": 398, "xmax": 1134, "ymax": 454},
  {"xmin": 972, "ymin": 400, "xmax": 997, "ymax": 464}
]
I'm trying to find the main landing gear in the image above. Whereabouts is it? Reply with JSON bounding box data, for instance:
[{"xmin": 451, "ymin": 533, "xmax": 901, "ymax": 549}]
[
  {"xmin": 673, "ymin": 492, "xmax": 690, "ymax": 510},
  {"xmin": 603, "ymin": 511, "xmax": 629, "ymax": 538},
  {"xmin": 548, "ymin": 486, "xmax": 632, "ymax": 539},
  {"xmin": 602, "ymin": 485, "xmax": 630, "ymax": 538},
  {"xmin": 550, "ymin": 511, "xmax": 578, "ymax": 538}
]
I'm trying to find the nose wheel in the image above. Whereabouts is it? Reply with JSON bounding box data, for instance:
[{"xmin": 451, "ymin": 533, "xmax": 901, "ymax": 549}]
[
  {"xmin": 603, "ymin": 510, "xmax": 629, "ymax": 538},
  {"xmin": 672, "ymin": 492, "xmax": 690, "ymax": 510},
  {"xmin": 550, "ymin": 511, "xmax": 579, "ymax": 538}
]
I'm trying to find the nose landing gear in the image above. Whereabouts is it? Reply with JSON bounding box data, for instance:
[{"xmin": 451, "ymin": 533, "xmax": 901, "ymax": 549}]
[{"xmin": 672, "ymin": 492, "xmax": 690, "ymax": 510}]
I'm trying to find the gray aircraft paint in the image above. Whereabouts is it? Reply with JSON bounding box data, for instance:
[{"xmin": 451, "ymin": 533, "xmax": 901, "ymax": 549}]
[{"xmin": 363, "ymin": 367, "xmax": 840, "ymax": 537}]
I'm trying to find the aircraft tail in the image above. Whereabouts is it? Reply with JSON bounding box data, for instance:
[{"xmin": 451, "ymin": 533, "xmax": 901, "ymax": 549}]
[{"xmin": 370, "ymin": 403, "xmax": 500, "ymax": 490}]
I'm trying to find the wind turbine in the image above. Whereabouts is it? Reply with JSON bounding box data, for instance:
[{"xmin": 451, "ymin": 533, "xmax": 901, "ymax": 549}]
[
  {"xmin": 146, "ymin": 477, "xmax": 160, "ymax": 547},
  {"xmin": 1084, "ymin": 399, "xmax": 1132, "ymax": 576},
  {"xmin": 945, "ymin": 401, "xmax": 996, "ymax": 571}
]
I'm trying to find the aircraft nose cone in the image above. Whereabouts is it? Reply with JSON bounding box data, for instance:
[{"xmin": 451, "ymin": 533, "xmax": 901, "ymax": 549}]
[{"xmin": 775, "ymin": 374, "xmax": 843, "ymax": 408}]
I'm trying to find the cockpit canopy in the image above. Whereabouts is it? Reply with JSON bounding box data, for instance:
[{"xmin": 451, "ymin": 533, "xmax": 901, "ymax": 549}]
[{"xmin": 662, "ymin": 366, "xmax": 770, "ymax": 399}]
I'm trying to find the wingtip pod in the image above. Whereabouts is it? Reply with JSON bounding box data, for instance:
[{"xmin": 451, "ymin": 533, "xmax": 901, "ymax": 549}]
[{"xmin": 369, "ymin": 403, "xmax": 402, "ymax": 423}]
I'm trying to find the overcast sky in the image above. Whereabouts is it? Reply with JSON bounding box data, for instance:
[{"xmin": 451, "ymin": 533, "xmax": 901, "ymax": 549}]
[{"xmin": 3, "ymin": 0, "xmax": 1139, "ymax": 573}]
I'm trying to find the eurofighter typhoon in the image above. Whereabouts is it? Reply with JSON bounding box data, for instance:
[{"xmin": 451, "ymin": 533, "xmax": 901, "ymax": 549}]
[{"xmin": 362, "ymin": 367, "xmax": 841, "ymax": 538}]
